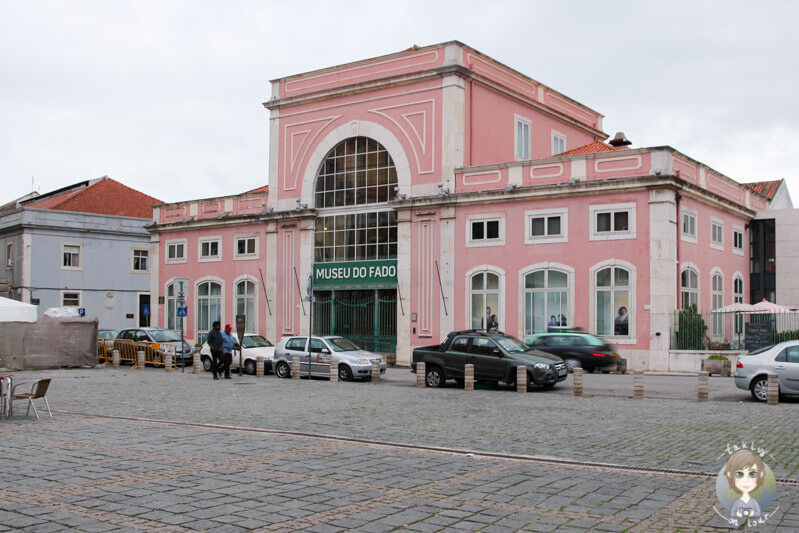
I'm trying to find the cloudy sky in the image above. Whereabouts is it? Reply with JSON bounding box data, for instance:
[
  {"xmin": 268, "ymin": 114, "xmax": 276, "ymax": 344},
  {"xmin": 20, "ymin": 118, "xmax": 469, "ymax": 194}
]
[{"xmin": 2, "ymin": 1, "xmax": 798, "ymax": 205}]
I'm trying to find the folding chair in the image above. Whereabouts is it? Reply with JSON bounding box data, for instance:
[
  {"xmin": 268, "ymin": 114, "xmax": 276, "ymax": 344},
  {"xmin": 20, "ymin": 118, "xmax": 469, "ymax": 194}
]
[{"xmin": 11, "ymin": 378, "xmax": 52, "ymax": 420}]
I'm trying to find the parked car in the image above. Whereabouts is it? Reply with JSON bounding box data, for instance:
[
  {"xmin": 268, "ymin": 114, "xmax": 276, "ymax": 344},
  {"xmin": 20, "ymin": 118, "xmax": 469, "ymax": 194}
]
[
  {"xmin": 273, "ymin": 336, "xmax": 387, "ymax": 381},
  {"xmin": 98, "ymin": 328, "xmax": 119, "ymax": 340},
  {"xmin": 116, "ymin": 327, "xmax": 194, "ymax": 364},
  {"xmin": 199, "ymin": 333, "xmax": 276, "ymax": 374},
  {"xmin": 525, "ymin": 331, "xmax": 618, "ymax": 372},
  {"xmin": 734, "ymin": 340, "xmax": 799, "ymax": 401},
  {"xmin": 412, "ymin": 329, "xmax": 567, "ymax": 389}
]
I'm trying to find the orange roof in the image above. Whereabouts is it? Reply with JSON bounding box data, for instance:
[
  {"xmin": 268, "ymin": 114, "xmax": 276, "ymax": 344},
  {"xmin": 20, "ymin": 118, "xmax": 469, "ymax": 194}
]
[
  {"xmin": 25, "ymin": 177, "xmax": 162, "ymax": 219},
  {"xmin": 244, "ymin": 185, "xmax": 269, "ymax": 194},
  {"xmin": 744, "ymin": 180, "xmax": 782, "ymax": 200},
  {"xmin": 555, "ymin": 141, "xmax": 619, "ymax": 157}
]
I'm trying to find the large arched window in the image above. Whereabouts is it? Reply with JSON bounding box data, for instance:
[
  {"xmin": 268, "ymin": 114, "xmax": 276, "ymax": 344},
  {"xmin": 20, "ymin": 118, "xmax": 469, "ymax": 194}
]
[
  {"xmin": 196, "ymin": 281, "xmax": 222, "ymax": 343},
  {"xmin": 681, "ymin": 268, "xmax": 699, "ymax": 309},
  {"xmin": 315, "ymin": 137, "xmax": 397, "ymax": 208},
  {"xmin": 711, "ymin": 271, "xmax": 724, "ymax": 340},
  {"xmin": 734, "ymin": 275, "xmax": 745, "ymax": 336},
  {"xmin": 165, "ymin": 279, "xmax": 188, "ymax": 331},
  {"xmin": 596, "ymin": 266, "xmax": 630, "ymax": 336},
  {"xmin": 470, "ymin": 271, "xmax": 500, "ymax": 331},
  {"xmin": 524, "ymin": 269, "xmax": 569, "ymax": 335},
  {"xmin": 235, "ymin": 280, "xmax": 257, "ymax": 333}
]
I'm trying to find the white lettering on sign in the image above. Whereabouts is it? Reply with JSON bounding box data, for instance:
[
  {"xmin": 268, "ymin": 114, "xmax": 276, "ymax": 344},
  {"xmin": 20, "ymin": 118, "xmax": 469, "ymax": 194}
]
[{"xmin": 315, "ymin": 264, "xmax": 397, "ymax": 280}]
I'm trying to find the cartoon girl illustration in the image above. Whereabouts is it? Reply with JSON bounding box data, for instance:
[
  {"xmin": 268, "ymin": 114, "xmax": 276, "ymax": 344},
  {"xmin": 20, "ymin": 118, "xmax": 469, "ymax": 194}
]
[{"xmin": 724, "ymin": 449, "xmax": 765, "ymax": 520}]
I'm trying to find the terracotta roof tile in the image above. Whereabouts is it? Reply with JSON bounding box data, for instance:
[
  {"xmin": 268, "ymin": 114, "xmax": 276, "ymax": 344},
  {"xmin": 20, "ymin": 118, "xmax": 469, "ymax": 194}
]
[
  {"xmin": 744, "ymin": 180, "xmax": 782, "ymax": 200},
  {"xmin": 26, "ymin": 177, "xmax": 162, "ymax": 218},
  {"xmin": 555, "ymin": 141, "xmax": 620, "ymax": 157},
  {"xmin": 244, "ymin": 185, "xmax": 269, "ymax": 194}
]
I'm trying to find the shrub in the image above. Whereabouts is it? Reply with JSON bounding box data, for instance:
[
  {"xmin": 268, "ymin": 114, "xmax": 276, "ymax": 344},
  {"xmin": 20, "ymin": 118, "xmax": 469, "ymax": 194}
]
[
  {"xmin": 707, "ymin": 354, "xmax": 728, "ymax": 360},
  {"xmin": 676, "ymin": 304, "xmax": 707, "ymax": 350},
  {"xmin": 774, "ymin": 330, "xmax": 799, "ymax": 343}
]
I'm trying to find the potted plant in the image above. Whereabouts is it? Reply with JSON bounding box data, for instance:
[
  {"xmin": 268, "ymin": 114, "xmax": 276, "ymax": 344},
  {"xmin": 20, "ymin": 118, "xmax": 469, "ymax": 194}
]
[{"xmin": 701, "ymin": 354, "xmax": 731, "ymax": 376}]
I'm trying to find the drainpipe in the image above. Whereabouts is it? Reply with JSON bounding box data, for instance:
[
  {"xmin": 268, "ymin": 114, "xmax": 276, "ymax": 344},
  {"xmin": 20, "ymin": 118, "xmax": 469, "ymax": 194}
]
[{"xmin": 675, "ymin": 191, "xmax": 682, "ymax": 308}]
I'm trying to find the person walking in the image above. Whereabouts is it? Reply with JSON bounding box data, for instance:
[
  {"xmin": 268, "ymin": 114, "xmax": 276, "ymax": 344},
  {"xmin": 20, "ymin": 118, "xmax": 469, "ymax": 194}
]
[
  {"xmin": 221, "ymin": 324, "xmax": 236, "ymax": 379},
  {"xmin": 207, "ymin": 321, "xmax": 224, "ymax": 380}
]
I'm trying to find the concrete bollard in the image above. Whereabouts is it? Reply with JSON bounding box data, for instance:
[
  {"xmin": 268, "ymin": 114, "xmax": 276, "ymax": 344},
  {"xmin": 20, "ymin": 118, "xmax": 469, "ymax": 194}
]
[
  {"xmin": 573, "ymin": 367, "xmax": 584, "ymax": 397},
  {"xmin": 464, "ymin": 364, "xmax": 474, "ymax": 391},
  {"xmin": 291, "ymin": 357, "xmax": 301, "ymax": 380},
  {"xmin": 516, "ymin": 366, "xmax": 527, "ymax": 393},
  {"xmin": 256, "ymin": 355, "xmax": 265, "ymax": 377},
  {"xmin": 193, "ymin": 352, "xmax": 202, "ymax": 374},
  {"xmin": 371, "ymin": 360, "xmax": 381, "ymax": 383},
  {"xmin": 112, "ymin": 349, "xmax": 120, "ymax": 369},
  {"xmin": 416, "ymin": 362, "xmax": 426, "ymax": 387},
  {"xmin": 137, "ymin": 350, "xmax": 145, "ymax": 370},
  {"xmin": 698, "ymin": 371, "xmax": 709, "ymax": 402},
  {"xmin": 165, "ymin": 353, "xmax": 173, "ymax": 372},
  {"xmin": 633, "ymin": 371, "xmax": 644, "ymax": 399},
  {"xmin": 767, "ymin": 373, "xmax": 779, "ymax": 405},
  {"xmin": 329, "ymin": 357, "xmax": 338, "ymax": 382}
]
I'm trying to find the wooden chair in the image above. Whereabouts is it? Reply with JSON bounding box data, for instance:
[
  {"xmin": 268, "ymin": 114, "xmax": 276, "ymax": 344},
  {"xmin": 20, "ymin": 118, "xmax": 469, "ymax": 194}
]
[{"xmin": 11, "ymin": 378, "xmax": 52, "ymax": 420}]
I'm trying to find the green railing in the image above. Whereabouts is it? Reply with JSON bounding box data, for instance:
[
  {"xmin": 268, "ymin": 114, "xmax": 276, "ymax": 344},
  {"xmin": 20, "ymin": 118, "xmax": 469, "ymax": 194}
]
[
  {"xmin": 313, "ymin": 293, "xmax": 397, "ymax": 353},
  {"xmin": 671, "ymin": 306, "xmax": 799, "ymax": 351}
]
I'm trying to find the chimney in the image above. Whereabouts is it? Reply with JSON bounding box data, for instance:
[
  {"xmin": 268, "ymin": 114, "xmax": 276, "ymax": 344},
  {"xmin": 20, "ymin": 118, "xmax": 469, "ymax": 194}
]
[{"xmin": 609, "ymin": 132, "xmax": 632, "ymax": 147}]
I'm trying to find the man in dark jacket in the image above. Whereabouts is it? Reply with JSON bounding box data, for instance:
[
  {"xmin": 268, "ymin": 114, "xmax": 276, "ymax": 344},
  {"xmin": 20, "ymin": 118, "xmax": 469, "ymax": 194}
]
[{"xmin": 207, "ymin": 321, "xmax": 224, "ymax": 380}]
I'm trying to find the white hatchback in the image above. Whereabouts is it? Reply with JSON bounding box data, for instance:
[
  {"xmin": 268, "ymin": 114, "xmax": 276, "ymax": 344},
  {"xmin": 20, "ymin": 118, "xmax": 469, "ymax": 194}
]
[{"xmin": 200, "ymin": 334, "xmax": 276, "ymax": 375}]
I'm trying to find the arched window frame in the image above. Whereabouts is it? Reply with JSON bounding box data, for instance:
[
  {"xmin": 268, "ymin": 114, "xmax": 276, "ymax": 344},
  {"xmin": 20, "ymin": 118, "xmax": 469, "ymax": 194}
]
[
  {"xmin": 164, "ymin": 277, "xmax": 189, "ymax": 331},
  {"xmin": 733, "ymin": 272, "xmax": 745, "ymax": 337},
  {"xmin": 711, "ymin": 268, "xmax": 724, "ymax": 340},
  {"xmin": 195, "ymin": 277, "xmax": 224, "ymax": 344},
  {"xmin": 233, "ymin": 275, "xmax": 259, "ymax": 334},
  {"xmin": 465, "ymin": 265, "xmax": 505, "ymax": 332},
  {"xmin": 589, "ymin": 259, "xmax": 636, "ymax": 343},
  {"xmin": 680, "ymin": 264, "xmax": 700, "ymax": 309},
  {"xmin": 517, "ymin": 262, "xmax": 574, "ymax": 339}
]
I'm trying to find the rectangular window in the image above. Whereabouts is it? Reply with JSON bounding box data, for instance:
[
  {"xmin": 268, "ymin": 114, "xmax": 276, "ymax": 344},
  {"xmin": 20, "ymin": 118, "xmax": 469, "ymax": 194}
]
[
  {"xmin": 711, "ymin": 219, "xmax": 724, "ymax": 250},
  {"xmin": 198, "ymin": 237, "xmax": 221, "ymax": 261},
  {"xmin": 515, "ymin": 117, "xmax": 530, "ymax": 159},
  {"xmin": 590, "ymin": 203, "xmax": 636, "ymax": 241},
  {"xmin": 5, "ymin": 242, "xmax": 11, "ymax": 269},
  {"xmin": 235, "ymin": 236, "xmax": 258, "ymax": 259},
  {"xmin": 314, "ymin": 210, "xmax": 397, "ymax": 263},
  {"xmin": 682, "ymin": 213, "xmax": 696, "ymax": 238},
  {"xmin": 526, "ymin": 208, "xmax": 568, "ymax": 244},
  {"xmin": 62, "ymin": 291, "xmax": 81, "ymax": 307},
  {"xmin": 167, "ymin": 242, "xmax": 185, "ymax": 262},
  {"xmin": 62, "ymin": 244, "xmax": 81, "ymax": 269},
  {"xmin": 551, "ymin": 132, "xmax": 566, "ymax": 155},
  {"xmin": 733, "ymin": 228, "xmax": 744, "ymax": 255},
  {"xmin": 132, "ymin": 249, "xmax": 149, "ymax": 272}
]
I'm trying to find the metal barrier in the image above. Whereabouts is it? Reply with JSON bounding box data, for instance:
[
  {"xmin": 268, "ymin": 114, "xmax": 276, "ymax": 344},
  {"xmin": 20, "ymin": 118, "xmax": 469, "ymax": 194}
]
[
  {"xmin": 97, "ymin": 339, "xmax": 115, "ymax": 364},
  {"xmin": 108, "ymin": 339, "xmax": 176, "ymax": 369}
]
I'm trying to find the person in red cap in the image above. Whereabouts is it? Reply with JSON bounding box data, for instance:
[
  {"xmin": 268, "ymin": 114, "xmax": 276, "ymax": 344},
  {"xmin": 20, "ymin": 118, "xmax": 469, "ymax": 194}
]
[{"xmin": 221, "ymin": 323, "xmax": 236, "ymax": 379}]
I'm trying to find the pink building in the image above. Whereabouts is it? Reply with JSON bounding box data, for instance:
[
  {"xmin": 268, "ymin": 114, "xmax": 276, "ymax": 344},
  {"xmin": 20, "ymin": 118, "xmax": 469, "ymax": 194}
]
[{"xmin": 150, "ymin": 41, "xmax": 780, "ymax": 370}]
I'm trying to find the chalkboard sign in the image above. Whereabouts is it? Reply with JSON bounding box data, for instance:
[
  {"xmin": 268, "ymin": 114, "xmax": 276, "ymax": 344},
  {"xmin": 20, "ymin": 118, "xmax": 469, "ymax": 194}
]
[{"xmin": 745, "ymin": 322, "xmax": 773, "ymax": 352}]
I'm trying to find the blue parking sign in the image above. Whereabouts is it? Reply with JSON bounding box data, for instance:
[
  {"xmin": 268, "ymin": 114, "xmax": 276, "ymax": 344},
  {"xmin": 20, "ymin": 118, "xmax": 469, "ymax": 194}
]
[
  {"xmin": 142, "ymin": 304, "xmax": 150, "ymax": 316},
  {"xmin": 177, "ymin": 306, "xmax": 188, "ymax": 317},
  {"xmin": 78, "ymin": 308, "xmax": 85, "ymax": 317}
]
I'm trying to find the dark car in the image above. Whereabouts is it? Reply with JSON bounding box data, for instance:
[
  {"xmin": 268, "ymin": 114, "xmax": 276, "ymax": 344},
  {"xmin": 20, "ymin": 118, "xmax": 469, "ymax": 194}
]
[
  {"xmin": 525, "ymin": 331, "xmax": 618, "ymax": 372},
  {"xmin": 117, "ymin": 327, "xmax": 194, "ymax": 364}
]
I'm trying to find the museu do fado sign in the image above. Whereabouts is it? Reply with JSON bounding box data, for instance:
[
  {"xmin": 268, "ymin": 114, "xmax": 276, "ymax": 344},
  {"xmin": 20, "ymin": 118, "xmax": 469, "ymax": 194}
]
[{"xmin": 313, "ymin": 260, "xmax": 397, "ymax": 290}]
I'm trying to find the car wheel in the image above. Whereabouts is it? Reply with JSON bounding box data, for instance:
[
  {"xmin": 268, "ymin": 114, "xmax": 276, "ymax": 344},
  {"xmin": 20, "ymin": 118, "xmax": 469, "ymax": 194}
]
[
  {"xmin": 750, "ymin": 376, "xmax": 769, "ymax": 402},
  {"xmin": 275, "ymin": 361, "xmax": 291, "ymax": 379},
  {"xmin": 244, "ymin": 359, "xmax": 256, "ymax": 375},
  {"xmin": 202, "ymin": 356, "xmax": 212, "ymax": 372},
  {"xmin": 338, "ymin": 364, "xmax": 353, "ymax": 382},
  {"xmin": 425, "ymin": 366, "xmax": 445, "ymax": 388},
  {"xmin": 565, "ymin": 359, "xmax": 582, "ymax": 372}
]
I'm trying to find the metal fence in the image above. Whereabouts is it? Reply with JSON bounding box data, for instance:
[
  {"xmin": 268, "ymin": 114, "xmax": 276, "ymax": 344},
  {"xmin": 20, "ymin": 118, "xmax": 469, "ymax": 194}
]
[
  {"xmin": 671, "ymin": 310, "xmax": 799, "ymax": 351},
  {"xmin": 313, "ymin": 293, "xmax": 397, "ymax": 353}
]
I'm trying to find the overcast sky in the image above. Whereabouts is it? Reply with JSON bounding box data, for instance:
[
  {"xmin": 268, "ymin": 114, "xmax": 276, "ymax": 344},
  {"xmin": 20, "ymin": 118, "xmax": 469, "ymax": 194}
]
[{"xmin": 2, "ymin": 1, "xmax": 798, "ymax": 206}]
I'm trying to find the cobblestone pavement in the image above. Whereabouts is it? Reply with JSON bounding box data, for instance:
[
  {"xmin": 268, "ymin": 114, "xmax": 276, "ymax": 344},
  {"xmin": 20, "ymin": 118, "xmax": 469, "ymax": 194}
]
[{"xmin": 1, "ymin": 366, "xmax": 798, "ymax": 531}]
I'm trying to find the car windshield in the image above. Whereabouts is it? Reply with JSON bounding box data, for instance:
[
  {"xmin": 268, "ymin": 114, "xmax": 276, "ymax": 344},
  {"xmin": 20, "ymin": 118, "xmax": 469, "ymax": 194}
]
[
  {"xmin": 495, "ymin": 336, "xmax": 529, "ymax": 353},
  {"xmin": 747, "ymin": 344, "xmax": 776, "ymax": 355},
  {"xmin": 326, "ymin": 337, "xmax": 360, "ymax": 352},
  {"xmin": 98, "ymin": 330, "xmax": 118, "ymax": 339},
  {"xmin": 242, "ymin": 335, "xmax": 273, "ymax": 348},
  {"xmin": 581, "ymin": 335, "xmax": 606, "ymax": 347},
  {"xmin": 149, "ymin": 329, "xmax": 182, "ymax": 342}
]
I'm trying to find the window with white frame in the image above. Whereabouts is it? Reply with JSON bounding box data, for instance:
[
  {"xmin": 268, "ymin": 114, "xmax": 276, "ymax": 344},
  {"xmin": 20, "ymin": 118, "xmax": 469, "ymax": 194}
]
[
  {"xmin": 524, "ymin": 269, "xmax": 570, "ymax": 335},
  {"xmin": 166, "ymin": 240, "xmax": 186, "ymax": 263},
  {"xmin": 62, "ymin": 243, "xmax": 81, "ymax": 269},
  {"xmin": 196, "ymin": 281, "xmax": 222, "ymax": 344},
  {"xmin": 235, "ymin": 280, "xmax": 257, "ymax": 332},
  {"xmin": 198, "ymin": 238, "xmax": 221, "ymax": 261},
  {"xmin": 235, "ymin": 236, "xmax": 257, "ymax": 259},
  {"xmin": 470, "ymin": 271, "xmax": 500, "ymax": 331},
  {"xmin": 680, "ymin": 268, "xmax": 699, "ymax": 309},
  {"xmin": 515, "ymin": 117, "xmax": 530, "ymax": 160},
  {"xmin": 62, "ymin": 291, "xmax": 81, "ymax": 307},
  {"xmin": 467, "ymin": 216, "xmax": 504, "ymax": 246},
  {"xmin": 590, "ymin": 203, "xmax": 635, "ymax": 240},
  {"xmin": 166, "ymin": 279, "xmax": 188, "ymax": 331},
  {"xmin": 734, "ymin": 275, "xmax": 745, "ymax": 336},
  {"xmin": 526, "ymin": 208, "xmax": 567, "ymax": 244},
  {"xmin": 6, "ymin": 242, "xmax": 11, "ymax": 269},
  {"xmin": 711, "ymin": 272, "xmax": 724, "ymax": 339},
  {"xmin": 711, "ymin": 219, "xmax": 724, "ymax": 249},
  {"xmin": 733, "ymin": 227, "xmax": 744, "ymax": 254},
  {"xmin": 682, "ymin": 211, "xmax": 697, "ymax": 241},
  {"xmin": 551, "ymin": 131, "xmax": 566, "ymax": 155},
  {"xmin": 132, "ymin": 249, "xmax": 149, "ymax": 272},
  {"xmin": 595, "ymin": 266, "xmax": 630, "ymax": 336}
]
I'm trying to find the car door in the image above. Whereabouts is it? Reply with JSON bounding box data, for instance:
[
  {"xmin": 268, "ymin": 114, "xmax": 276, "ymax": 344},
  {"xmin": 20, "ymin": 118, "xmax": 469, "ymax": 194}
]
[
  {"xmin": 283, "ymin": 337, "xmax": 309, "ymax": 373},
  {"xmin": 775, "ymin": 345, "xmax": 799, "ymax": 393},
  {"xmin": 309, "ymin": 338, "xmax": 331, "ymax": 377},
  {"xmin": 443, "ymin": 336, "xmax": 471, "ymax": 378},
  {"xmin": 468, "ymin": 337, "xmax": 505, "ymax": 381}
]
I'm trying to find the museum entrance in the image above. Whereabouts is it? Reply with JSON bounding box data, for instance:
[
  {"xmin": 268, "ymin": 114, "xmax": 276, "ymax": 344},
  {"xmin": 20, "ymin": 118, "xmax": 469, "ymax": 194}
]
[{"xmin": 312, "ymin": 289, "xmax": 397, "ymax": 354}]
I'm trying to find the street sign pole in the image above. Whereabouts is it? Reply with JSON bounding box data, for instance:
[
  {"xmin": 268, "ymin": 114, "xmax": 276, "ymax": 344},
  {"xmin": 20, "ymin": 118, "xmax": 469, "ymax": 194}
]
[
  {"xmin": 178, "ymin": 281, "xmax": 185, "ymax": 372},
  {"xmin": 235, "ymin": 314, "xmax": 246, "ymax": 377},
  {"xmin": 306, "ymin": 275, "xmax": 314, "ymax": 379}
]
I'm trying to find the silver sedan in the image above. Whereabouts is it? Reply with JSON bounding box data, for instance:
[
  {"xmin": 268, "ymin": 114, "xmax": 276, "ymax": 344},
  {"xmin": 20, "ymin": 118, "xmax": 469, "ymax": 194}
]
[
  {"xmin": 734, "ymin": 340, "xmax": 799, "ymax": 401},
  {"xmin": 274, "ymin": 336, "xmax": 387, "ymax": 381}
]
